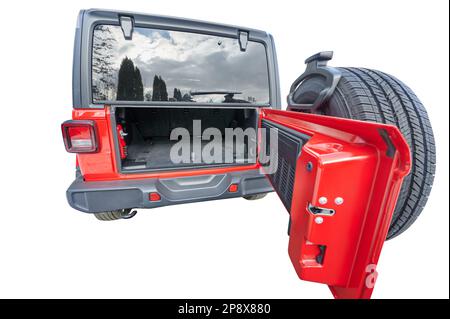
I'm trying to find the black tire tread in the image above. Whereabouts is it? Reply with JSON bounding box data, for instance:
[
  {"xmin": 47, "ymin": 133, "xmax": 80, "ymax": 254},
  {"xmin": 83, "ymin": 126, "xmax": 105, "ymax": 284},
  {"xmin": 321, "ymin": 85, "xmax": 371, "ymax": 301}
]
[
  {"xmin": 333, "ymin": 67, "xmax": 436, "ymax": 239},
  {"xmin": 243, "ymin": 193, "xmax": 268, "ymax": 200},
  {"xmin": 94, "ymin": 209, "xmax": 132, "ymax": 221}
]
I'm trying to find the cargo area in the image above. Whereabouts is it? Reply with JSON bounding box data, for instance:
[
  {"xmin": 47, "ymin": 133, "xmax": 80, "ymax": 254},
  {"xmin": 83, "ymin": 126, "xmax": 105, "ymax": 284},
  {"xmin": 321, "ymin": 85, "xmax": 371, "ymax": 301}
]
[{"xmin": 115, "ymin": 107, "xmax": 258, "ymax": 171}]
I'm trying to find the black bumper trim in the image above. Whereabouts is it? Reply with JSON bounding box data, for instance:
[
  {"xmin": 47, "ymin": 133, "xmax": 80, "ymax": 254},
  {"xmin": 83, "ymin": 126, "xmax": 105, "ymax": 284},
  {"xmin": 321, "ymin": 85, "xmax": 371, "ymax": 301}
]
[{"xmin": 66, "ymin": 169, "xmax": 272, "ymax": 213}]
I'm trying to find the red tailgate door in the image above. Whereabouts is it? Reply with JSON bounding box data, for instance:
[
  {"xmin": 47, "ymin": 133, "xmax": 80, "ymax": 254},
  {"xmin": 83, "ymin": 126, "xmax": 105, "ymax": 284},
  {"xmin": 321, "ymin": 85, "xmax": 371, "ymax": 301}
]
[{"xmin": 259, "ymin": 108, "xmax": 411, "ymax": 299}]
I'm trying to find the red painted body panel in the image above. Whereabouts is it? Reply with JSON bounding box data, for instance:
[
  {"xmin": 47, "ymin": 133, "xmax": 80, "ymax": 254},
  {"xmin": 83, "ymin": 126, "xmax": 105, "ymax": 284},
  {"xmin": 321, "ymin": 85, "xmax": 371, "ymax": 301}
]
[{"xmin": 261, "ymin": 109, "xmax": 410, "ymax": 299}]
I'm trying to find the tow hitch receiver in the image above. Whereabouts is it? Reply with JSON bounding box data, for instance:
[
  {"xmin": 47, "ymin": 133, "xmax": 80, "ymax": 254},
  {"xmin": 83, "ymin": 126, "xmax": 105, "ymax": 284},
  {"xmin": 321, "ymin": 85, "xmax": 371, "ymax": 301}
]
[{"xmin": 260, "ymin": 109, "xmax": 411, "ymax": 299}]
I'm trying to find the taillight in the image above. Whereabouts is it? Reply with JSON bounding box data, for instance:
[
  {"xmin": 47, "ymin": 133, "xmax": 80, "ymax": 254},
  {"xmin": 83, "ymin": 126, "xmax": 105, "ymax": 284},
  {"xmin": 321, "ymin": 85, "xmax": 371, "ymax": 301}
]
[
  {"xmin": 61, "ymin": 120, "xmax": 98, "ymax": 153},
  {"xmin": 149, "ymin": 192, "xmax": 161, "ymax": 201},
  {"xmin": 228, "ymin": 184, "xmax": 239, "ymax": 193}
]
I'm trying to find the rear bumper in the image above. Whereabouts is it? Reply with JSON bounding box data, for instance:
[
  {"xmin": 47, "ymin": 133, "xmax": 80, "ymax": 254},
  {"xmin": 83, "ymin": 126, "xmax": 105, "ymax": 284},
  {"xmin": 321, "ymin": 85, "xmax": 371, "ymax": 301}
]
[{"xmin": 66, "ymin": 169, "xmax": 273, "ymax": 213}]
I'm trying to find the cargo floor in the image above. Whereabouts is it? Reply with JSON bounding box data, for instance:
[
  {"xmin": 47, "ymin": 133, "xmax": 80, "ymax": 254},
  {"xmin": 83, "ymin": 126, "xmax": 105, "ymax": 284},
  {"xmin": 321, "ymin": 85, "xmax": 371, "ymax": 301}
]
[{"xmin": 122, "ymin": 137, "xmax": 254, "ymax": 171}]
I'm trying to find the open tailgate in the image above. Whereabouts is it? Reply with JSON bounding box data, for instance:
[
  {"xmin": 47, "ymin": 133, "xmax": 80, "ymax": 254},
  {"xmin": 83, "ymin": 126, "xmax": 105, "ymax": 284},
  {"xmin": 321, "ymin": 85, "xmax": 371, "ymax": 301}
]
[{"xmin": 259, "ymin": 109, "xmax": 411, "ymax": 299}]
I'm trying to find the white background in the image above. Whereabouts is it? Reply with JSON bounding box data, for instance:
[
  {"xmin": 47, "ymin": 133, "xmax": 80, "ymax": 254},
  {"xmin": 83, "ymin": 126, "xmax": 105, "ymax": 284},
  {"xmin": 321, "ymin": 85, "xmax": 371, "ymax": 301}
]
[{"xmin": 0, "ymin": 0, "xmax": 448, "ymax": 299}]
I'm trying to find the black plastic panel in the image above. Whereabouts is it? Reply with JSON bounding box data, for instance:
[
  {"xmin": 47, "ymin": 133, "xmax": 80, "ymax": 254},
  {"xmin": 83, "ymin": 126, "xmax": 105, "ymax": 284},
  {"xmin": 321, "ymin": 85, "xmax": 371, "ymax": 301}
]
[
  {"xmin": 66, "ymin": 169, "xmax": 273, "ymax": 213},
  {"xmin": 261, "ymin": 120, "xmax": 310, "ymax": 212}
]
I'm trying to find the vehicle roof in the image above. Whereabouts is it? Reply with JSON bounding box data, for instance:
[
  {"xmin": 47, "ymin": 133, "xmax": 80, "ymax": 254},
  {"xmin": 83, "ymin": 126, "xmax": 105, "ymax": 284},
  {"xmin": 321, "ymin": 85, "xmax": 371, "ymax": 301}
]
[{"xmin": 84, "ymin": 8, "xmax": 271, "ymax": 38}]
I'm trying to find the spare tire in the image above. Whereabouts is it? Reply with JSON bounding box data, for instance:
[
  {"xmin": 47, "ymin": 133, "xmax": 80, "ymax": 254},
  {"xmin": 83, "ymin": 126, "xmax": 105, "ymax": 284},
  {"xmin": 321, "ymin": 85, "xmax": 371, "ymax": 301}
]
[{"xmin": 290, "ymin": 67, "xmax": 436, "ymax": 239}]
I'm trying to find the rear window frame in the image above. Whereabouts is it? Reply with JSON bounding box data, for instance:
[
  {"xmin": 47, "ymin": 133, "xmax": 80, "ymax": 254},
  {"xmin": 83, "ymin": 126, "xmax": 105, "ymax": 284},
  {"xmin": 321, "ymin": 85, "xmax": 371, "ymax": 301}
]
[
  {"xmin": 73, "ymin": 9, "xmax": 281, "ymax": 109},
  {"xmin": 90, "ymin": 23, "xmax": 271, "ymax": 106}
]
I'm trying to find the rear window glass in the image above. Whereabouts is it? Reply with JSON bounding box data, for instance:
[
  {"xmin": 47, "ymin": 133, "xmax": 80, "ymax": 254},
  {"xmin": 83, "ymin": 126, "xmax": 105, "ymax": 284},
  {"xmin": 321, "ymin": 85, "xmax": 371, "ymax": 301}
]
[{"xmin": 92, "ymin": 25, "xmax": 270, "ymax": 104}]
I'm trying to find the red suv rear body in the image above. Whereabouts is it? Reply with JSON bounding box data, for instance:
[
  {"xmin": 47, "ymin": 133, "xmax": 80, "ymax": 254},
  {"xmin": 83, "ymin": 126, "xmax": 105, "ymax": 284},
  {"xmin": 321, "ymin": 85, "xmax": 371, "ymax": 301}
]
[{"xmin": 63, "ymin": 9, "xmax": 412, "ymax": 299}]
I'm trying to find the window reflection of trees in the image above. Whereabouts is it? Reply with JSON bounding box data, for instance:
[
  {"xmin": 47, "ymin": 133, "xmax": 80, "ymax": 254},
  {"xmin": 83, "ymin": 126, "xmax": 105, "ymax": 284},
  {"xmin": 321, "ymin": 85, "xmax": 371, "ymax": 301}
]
[
  {"xmin": 92, "ymin": 25, "xmax": 117, "ymax": 101},
  {"xmin": 92, "ymin": 25, "xmax": 268, "ymax": 104},
  {"xmin": 92, "ymin": 26, "xmax": 193, "ymax": 102}
]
